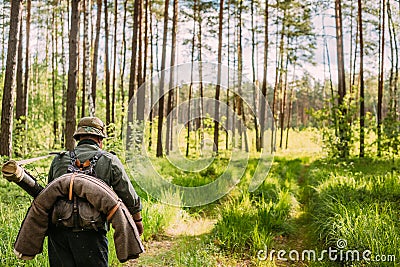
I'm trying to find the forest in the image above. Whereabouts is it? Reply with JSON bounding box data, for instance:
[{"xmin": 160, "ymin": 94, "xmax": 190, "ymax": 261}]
[{"xmin": 0, "ymin": 0, "xmax": 400, "ymax": 266}]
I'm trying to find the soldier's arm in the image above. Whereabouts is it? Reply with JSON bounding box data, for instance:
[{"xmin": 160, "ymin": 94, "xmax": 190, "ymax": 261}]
[{"xmin": 110, "ymin": 155, "xmax": 142, "ymax": 215}]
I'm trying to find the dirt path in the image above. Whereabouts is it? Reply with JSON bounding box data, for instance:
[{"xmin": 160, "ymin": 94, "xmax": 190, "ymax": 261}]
[{"xmin": 123, "ymin": 217, "xmax": 216, "ymax": 267}]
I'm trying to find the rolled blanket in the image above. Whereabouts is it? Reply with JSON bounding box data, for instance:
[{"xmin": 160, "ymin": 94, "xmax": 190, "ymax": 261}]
[{"xmin": 14, "ymin": 173, "xmax": 144, "ymax": 263}]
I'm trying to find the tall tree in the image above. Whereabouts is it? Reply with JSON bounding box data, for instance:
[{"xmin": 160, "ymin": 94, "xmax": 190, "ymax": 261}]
[
  {"xmin": 165, "ymin": 0, "xmax": 178, "ymax": 155},
  {"xmin": 51, "ymin": 5, "xmax": 58, "ymax": 146},
  {"xmin": 377, "ymin": 0, "xmax": 385, "ymax": 156},
  {"xmin": 156, "ymin": 0, "xmax": 170, "ymax": 157},
  {"xmin": 119, "ymin": 0, "xmax": 128, "ymax": 136},
  {"xmin": 213, "ymin": 0, "xmax": 224, "ymax": 153},
  {"xmin": 23, "ymin": 0, "xmax": 31, "ymax": 129},
  {"xmin": 358, "ymin": 0, "xmax": 365, "ymax": 157},
  {"xmin": 136, "ymin": 0, "xmax": 145, "ymax": 125},
  {"xmin": 65, "ymin": 0, "xmax": 81, "ymax": 150},
  {"xmin": 126, "ymin": 0, "xmax": 139, "ymax": 149},
  {"xmin": 386, "ymin": 0, "xmax": 398, "ymax": 115},
  {"xmin": 260, "ymin": 0, "xmax": 269, "ymax": 150},
  {"xmin": 186, "ymin": 0, "xmax": 196, "ymax": 157},
  {"xmin": 104, "ymin": 0, "xmax": 111, "ymax": 126},
  {"xmin": 82, "ymin": 0, "xmax": 91, "ymax": 117},
  {"xmin": 111, "ymin": 0, "xmax": 118, "ymax": 123},
  {"xmin": 0, "ymin": 0, "xmax": 23, "ymax": 157},
  {"xmin": 91, "ymin": 0, "xmax": 102, "ymax": 115},
  {"xmin": 251, "ymin": 0, "xmax": 261, "ymax": 152},
  {"xmin": 16, "ymin": 12, "xmax": 23, "ymax": 125},
  {"xmin": 335, "ymin": 0, "xmax": 349, "ymax": 158}
]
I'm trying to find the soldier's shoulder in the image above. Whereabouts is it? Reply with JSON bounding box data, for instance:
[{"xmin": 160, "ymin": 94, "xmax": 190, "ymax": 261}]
[
  {"xmin": 50, "ymin": 151, "xmax": 69, "ymax": 160},
  {"xmin": 101, "ymin": 150, "xmax": 119, "ymax": 160}
]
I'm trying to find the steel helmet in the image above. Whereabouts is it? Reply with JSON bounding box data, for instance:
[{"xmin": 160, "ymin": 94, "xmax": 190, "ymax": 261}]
[{"xmin": 73, "ymin": 117, "xmax": 107, "ymax": 140}]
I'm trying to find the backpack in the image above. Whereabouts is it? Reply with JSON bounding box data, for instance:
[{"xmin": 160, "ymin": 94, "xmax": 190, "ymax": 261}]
[
  {"xmin": 51, "ymin": 150, "xmax": 107, "ymax": 231},
  {"xmin": 67, "ymin": 150, "xmax": 104, "ymax": 177}
]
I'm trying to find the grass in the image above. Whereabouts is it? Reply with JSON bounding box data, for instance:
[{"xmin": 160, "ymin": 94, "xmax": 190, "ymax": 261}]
[
  {"xmin": 2, "ymin": 129, "xmax": 400, "ymax": 266},
  {"xmin": 306, "ymin": 158, "xmax": 400, "ymax": 266}
]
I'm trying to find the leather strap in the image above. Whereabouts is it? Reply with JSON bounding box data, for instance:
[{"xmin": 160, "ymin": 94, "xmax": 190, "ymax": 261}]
[
  {"xmin": 68, "ymin": 172, "xmax": 77, "ymax": 201},
  {"xmin": 107, "ymin": 200, "xmax": 121, "ymax": 221}
]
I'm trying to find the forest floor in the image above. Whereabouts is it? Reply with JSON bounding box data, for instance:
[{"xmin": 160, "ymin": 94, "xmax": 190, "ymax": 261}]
[{"xmin": 124, "ymin": 149, "xmax": 322, "ymax": 267}]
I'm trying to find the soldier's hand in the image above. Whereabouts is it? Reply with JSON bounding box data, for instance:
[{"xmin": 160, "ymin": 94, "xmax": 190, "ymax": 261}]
[{"xmin": 135, "ymin": 221, "xmax": 144, "ymax": 236}]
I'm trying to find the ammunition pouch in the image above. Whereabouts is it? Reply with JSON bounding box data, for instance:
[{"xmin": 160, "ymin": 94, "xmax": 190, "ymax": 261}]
[{"xmin": 51, "ymin": 197, "xmax": 106, "ymax": 231}]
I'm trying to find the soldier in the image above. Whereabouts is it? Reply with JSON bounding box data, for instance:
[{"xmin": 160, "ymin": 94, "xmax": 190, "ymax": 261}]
[{"xmin": 47, "ymin": 117, "xmax": 143, "ymax": 267}]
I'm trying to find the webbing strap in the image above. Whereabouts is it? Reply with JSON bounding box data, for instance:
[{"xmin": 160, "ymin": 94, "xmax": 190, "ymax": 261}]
[
  {"xmin": 107, "ymin": 200, "xmax": 121, "ymax": 221},
  {"xmin": 68, "ymin": 173, "xmax": 77, "ymax": 201}
]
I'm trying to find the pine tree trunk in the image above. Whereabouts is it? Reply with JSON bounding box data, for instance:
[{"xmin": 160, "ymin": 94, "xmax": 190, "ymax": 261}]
[
  {"xmin": 82, "ymin": 0, "xmax": 91, "ymax": 118},
  {"xmin": 148, "ymin": 0, "xmax": 154, "ymax": 149},
  {"xmin": 251, "ymin": 0, "xmax": 260, "ymax": 152},
  {"xmin": 0, "ymin": 0, "xmax": 22, "ymax": 157},
  {"xmin": 237, "ymin": 0, "xmax": 248, "ymax": 152},
  {"xmin": 166, "ymin": 0, "xmax": 178, "ymax": 155},
  {"xmin": 104, "ymin": 0, "xmax": 111, "ymax": 126},
  {"xmin": 119, "ymin": 0, "xmax": 127, "ymax": 137},
  {"xmin": 186, "ymin": 3, "xmax": 196, "ymax": 157},
  {"xmin": 156, "ymin": 0, "xmax": 170, "ymax": 157},
  {"xmin": 51, "ymin": 8, "xmax": 58, "ymax": 147},
  {"xmin": 260, "ymin": 0, "xmax": 268, "ymax": 150},
  {"xmin": 111, "ymin": 0, "xmax": 118, "ymax": 123},
  {"xmin": 126, "ymin": 0, "xmax": 139, "ymax": 149},
  {"xmin": 197, "ymin": 0, "xmax": 204, "ymax": 151},
  {"xmin": 358, "ymin": 0, "xmax": 365, "ymax": 157},
  {"xmin": 136, "ymin": 0, "xmax": 144, "ymax": 124},
  {"xmin": 377, "ymin": 0, "xmax": 385, "ymax": 156},
  {"xmin": 226, "ymin": 0, "xmax": 231, "ymax": 150},
  {"xmin": 91, "ymin": 0, "xmax": 102, "ymax": 114},
  {"xmin": 65, "ymin": 0, "xmax": 81, "ymax": 151},
  {"xmin": 60, "ymin": 0, "xmax": 67, "ymax": 145},
  {"xmin": 16, "ymin": 13, "xmax": 23, "ymax": 122},
  {"xmin": 335, "ymin": 0, "xmax": 348, "ymax": 158},
  {"xmin": 213, "ymin": 0, "xmax": 224, "ymax": 153},
  {"xmin": 23, "ymin": 0, "xmax": 30, "ymax": 133}
]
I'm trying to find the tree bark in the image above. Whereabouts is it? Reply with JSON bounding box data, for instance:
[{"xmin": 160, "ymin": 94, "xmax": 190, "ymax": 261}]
[
  {"xmin": 126, "ymin": 0, "xmax": 139, "ymax": 149},
  {"xmin": 0, "ymin": 0, "xmax": 22, "ymax": 157},
  {"xmin": 51, "ymin": 7, "xmax": 58, "ymax": 146},
  {"xmin": 335, "ymin": 0, "xmax": 348, "ymax": 158},
  {"xmin": 358, "ymin": 0, "xmax": 365, "ymax": 157},
  {"xmin": 111, "ymin": 0, "xmax": 118, "ymax": 123},
  {"xmin": 213, "ymin": 0, "xmax": 224, "ymax": 153},
  {"xmin": 104, "ymin": 0, "xmax": 111, "ymax": 127},
  {"xmin": 82, "ymin": 0, "xmax": 91, "ymax": 118},
  {"xmin": 136, "ymin": 0, "xmax": 144, "ymax": 124},
  {"xmin": 166, "ymin": 0, "xmax": 178, "ymax": 155},
  {"xmin": 120, "ymin": 0, "xmax": 128, "ymax": 137},
  {"xmin": 156, "ymin": 0, "xmax": 170, "ymax": 157},
  {"xmin": 377, "ymin": 0, "xmax": 385, "ymax": 156},
  {"xmin": 16, "ymin": 13, "xmax": 23, "ymax": 123},
  {"xmin": 186, "ymin": 6, "xmax": 196, "ymax": 157},
  {"xmin": 91, "ymin": 0, "xmax": 102, "ymax": 115},
  {"xmin": 251, "ymin": 0, "xmax": 260, "ymax": 152},
  {"xmin": 260, "ymin": 0, "xmax": 268, "ymax": 150},
  {"xmin": 65, "ymin": 0, "xmax": 81, "ymax": 151}
]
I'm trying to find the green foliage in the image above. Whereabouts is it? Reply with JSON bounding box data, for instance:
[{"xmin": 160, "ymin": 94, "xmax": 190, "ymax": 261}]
[
  {"xmin": 307, "ymin": 158, "xmax": 400, "ymax": 266},
  {"xmin": 380, "ymin": 111, "xmax": 400, "ymax": 159},
  {"xmin": 311, "ymin": 93, "xmax": 358, "ymax": 158},
  {"xmin": 213, "ymin": 157, "xmax": 302, "ymax": 256}
]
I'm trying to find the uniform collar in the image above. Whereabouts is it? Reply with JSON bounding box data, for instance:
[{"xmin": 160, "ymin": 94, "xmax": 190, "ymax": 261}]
[{"xmin": 77, "ymin": 139, "xmax": 100, "ymax": 148}]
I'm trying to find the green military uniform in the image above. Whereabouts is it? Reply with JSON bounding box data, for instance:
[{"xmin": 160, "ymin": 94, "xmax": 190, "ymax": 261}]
[
  {"xmin": 48, "ymin": 141, "xmax": 142, "ymax": 215},
  {"xmin": 47, "ymin": 117, "xmax": 142, "ymax": 267}
]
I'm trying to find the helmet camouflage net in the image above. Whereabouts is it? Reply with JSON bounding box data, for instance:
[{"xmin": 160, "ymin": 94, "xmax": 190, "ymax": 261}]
[{"xmin": 73, "ymin": 117, "xmax": 107, "ymax": 140}]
